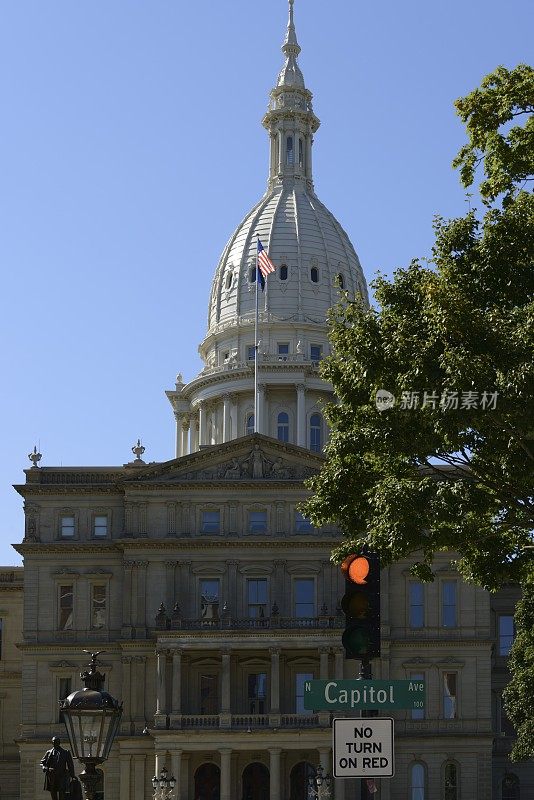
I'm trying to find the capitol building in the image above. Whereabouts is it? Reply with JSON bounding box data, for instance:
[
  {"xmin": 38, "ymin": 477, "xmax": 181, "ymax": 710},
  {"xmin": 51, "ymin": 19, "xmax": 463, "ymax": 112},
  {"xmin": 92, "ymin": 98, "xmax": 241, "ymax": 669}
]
[{"xmin": 0, "ymin": 2, "xmax": 530, "ymax": 799}]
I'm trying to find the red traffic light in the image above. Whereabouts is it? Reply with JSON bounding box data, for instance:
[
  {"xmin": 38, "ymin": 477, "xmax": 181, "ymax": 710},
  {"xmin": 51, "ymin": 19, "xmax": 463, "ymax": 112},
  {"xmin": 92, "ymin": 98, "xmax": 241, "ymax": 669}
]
[{"xmin": 341, "ymin": 554, "xmax": 370, "ymax": 585}]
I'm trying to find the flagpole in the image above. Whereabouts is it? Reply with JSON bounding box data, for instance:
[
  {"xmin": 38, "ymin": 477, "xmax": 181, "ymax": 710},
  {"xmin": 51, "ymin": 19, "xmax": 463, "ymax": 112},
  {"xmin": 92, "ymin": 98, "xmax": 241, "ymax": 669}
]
[{"xmin": 254, "ymin": 236, "xmax": 259, "ymax": 434}]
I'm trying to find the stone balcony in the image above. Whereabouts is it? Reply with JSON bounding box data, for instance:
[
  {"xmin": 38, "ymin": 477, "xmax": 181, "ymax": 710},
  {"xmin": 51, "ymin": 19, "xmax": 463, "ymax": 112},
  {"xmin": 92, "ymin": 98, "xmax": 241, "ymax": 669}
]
[
  {"xmin": 155, "ymin": 610, "xmax": 344, "ymax": 632},
  {"xmin": 158, "ymin": 713, "xmax": 323, "ymax": 730}
]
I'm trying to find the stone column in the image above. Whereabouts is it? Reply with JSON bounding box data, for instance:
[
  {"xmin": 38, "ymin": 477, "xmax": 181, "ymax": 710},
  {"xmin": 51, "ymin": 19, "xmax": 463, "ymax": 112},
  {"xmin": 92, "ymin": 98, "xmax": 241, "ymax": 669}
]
[
  {"xmin": 257, "ymin": 384, "xmax": 266, "ymax": 434},
  {"xmin": 219, "ymin": 749, "xmax": 232, "ymax": 800},
  {"xmin": 135, "ymin": 561, "xmax": 148, "ymax": 636},
  {"xmin": 230, "ymin": 394, "xmax": 238, "ymax": 442},
  {"xmin": 120, "ymin": 656, "xmax": 132, "ymax": 733},
  {"xmin": 319, "ymin": 647, "xmax": 329, "ymax": 679},
  {"xmin": 119, "ymin": 754, "xmax": 131, "ymax": 800},
  {"xmin": 181, "ymin": 415, "xmax": 191, "ymax": 456},
  {"xmin": 222, "ymin": 395, "xmax": 231, "ymax": 442},
  {"xmin": 269, "ymin": 647, "xmax": 281, "ymax": 725},
  {"xmin": 175, "ymin": 413, "xmax": 183, "ymax": 458},
  {"xmin": 122, "ymin": 561, "xmax": 134, "ymax": 637},
  {"xmin": 296, "ymin": 383, "xmax": 306, "ymax": 447},
  {"xmin": 226, "ymin": 560, "xmax": 239, "ymax": 615},
  {"xmin": 155, "ymin": 751, "xmax": 166, "ymax": 778},
  {"xmin": 269, "ymin": 748, "xmax": 281, "ymax": 800},
  {"xmin": 318, "ymin": 747, "xmax": 331, "ymax": 780},
  {"xmin": 334, "ymin": 648, "xmax": 344, "ymax": 680},
  {"xmin": 155, "ymin": 650, "xmax": 167, "ymax": 726},
  {"xmin": 170, "ymin": 649, "xmax": 182, "ymax": 727},
  {"xmin": 133, "ymin": 754, "xmax": 146, "ymax": 800},
  {"xmin": 220, "ymin": 650, "xmax": 231, "ymax": 728},
  {"xmin": 171, "ymin": 750, "xmax": 182, "ymax": 800},
  {"xmin": 191, "ymin": 414, "xmax": 199, "ymax": 452},
  {"xmin": 165, "ymin": 561, "xmax": 176, "ymax": 612},
  {"xmin": 198, "ymin": 402, "xmax": 207, "ymax": 445}
]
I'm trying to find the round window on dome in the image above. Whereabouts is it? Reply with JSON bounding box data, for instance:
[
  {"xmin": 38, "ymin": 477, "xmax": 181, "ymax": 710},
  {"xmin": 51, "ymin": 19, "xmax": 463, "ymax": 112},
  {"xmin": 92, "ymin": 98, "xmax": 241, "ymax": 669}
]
[
  {"xmin": 310, "ymin": 266, "xmax": 319, "ymax": 284},
  {"xmin": 280, "ymin": 265, "xmax": 288, "ymax": 281},
  {"xmin": 226, "ymin": 272, "xmax": 233, "ymax": 290}
]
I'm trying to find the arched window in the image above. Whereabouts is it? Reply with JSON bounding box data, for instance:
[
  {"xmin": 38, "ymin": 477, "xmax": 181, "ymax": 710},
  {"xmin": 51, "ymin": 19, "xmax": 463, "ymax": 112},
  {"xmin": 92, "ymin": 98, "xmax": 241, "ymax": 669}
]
[
  {"xmin": 286, "ymin": 135, "xmax": 294, "ymax": 164},
  {"xmin": 502, "ymin": 774, "xmax": 520, "ymax": 800},
  {"xmin": 277, "ymin": 412, "xmax": 289, "ymax": 442},
  {"xmin": 194, "ymin": 764, "xmax": 220, "ymax": 800},
  {"xmin": 280, "ymin": 264, "xmax": 288, "ymax": 281},
  {"xmin": 310, "ymin": 266, "xmax": 319, "ymax": 283},
  {"xmin": 242, "ymin": 763, "xmax": 270, "ymax": 800},
  {"xmin": 246, "ymin": 414, "xmax": 255, "ymax": 436},
  {"xmin": 299, "ymin": 138, "xmax": 304, "ymax": 167},
  {"xmin": 336, "ymin": 272, "xmax": 344, "ymax": 289},
  {"xmin": 444, "ymin": 762, "xmax": 458, "ymax": 800},
  {"xmin": 310, "ymin": 413, "xmax": 322, "ymax": 453},
  {"xmin": 249, "ymin": 266, "xmax": 256, "ymax": 283},
  {"xmin": 290, "ymin": 762, "xmax": 315, "ymax": 800},
  {"xmin": 410, "ymin": 763, "xmax": 425, "ymax": 800},
  {"xmin": 225, "ymin": 272, "xmax": 233, "ymax": 289}
]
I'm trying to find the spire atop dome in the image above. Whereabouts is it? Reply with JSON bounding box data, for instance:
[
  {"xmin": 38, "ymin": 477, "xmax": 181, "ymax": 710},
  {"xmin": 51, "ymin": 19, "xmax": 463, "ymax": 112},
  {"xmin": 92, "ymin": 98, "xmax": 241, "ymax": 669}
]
[
  {"xmin": 283, "ymin": 0, "xmax": 300, "ymax": 55},
  {"xmin": 277, "ymin": 0, "xmax": 304, "ymax": 89}
]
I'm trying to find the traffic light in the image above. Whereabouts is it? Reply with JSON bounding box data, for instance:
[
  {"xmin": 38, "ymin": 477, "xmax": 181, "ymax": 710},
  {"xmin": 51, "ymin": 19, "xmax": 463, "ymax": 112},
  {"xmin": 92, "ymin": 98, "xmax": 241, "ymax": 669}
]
[{"xmin": 340, "ymin": 553, "xmax": 380, "ymax": 660}]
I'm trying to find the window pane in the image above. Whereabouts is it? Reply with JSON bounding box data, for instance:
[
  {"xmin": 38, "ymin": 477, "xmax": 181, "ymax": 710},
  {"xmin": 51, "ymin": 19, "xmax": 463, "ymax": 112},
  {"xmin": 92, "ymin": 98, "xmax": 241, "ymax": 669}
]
[
  {"xmin": 278, "ymin": 343, "xmax": 289, "ymax": 355},
  {"xmin": 310, "ymin": 414, "xmax": 322, "ymax": 453},
  {"xmin": 59, "ymin": 585, "xmax": 73, "ymax": 630},
  {"xmin": 201, "ymin": 511, "xmax": 220, "ymax": 534},
  {"xmin": 200, "ymin": 674, "xmax": 218, "ymax": 714},
  {"xmin": 200, "ymin": 579, "xmax": 220, "ymax": 622},
  {"xmin": 246, "ymin": 414, "xmax": 255, "ymax": 435},
  {"xmin": 248, "ymin": 511, "xmax": 267, "ymax": 533},
  {"xmin": 310, "ymin": 345, "xmax": 322, "ymax": 361},
  {"xmin": 409, "ymin": 582, "xmax": 424, "ymax": 628},
  {"xmin": 295, "ymin": 578, "xmax": 314, "ymax": 617},
  {"xmin": 91, "ymin": 585, "xmax": 106, "ymax": 629},
  {"xmin": 310, "ymin": 267, "xmax": 319, "ymax": 283},
  {"xmin": 280, "ymin": 265, "xmax": 288, "ymax": 281},
  {"xmin": 248, "ymin": 579, "xmax": 268, "ymax": 617},
  {"xmin": 442, "ymin": 581, "xmax": 457, "ymax": 627},
  {"xmin": 286, "ymin": 136, "xmax": 294, "ymax": 164},
  {"xmin": 444, "ymin": 762, "xmax": 458, "ymax": 800},
  {"xmin": 59, "ymin": 677, "xmax": 72, "ymax": 722},
  {"xmin": 61, "ymin": 516, "xmax": 75, "ymax": 538},
  {"xmin": 499, "ymin": 615, "xmax": 515, "ymax": 656},
  {"xmin": 295, "ymin": 512, "xmax": 312, "ymax": 533},
  {"xmin": 410, "ymin": 673, "xmax": 425, "ymax": 720},
  {"xmin": 411, "ymin": 763, "xmax": 425, "ymax": 800},
  {"xmin": 277, "ymin": 412, "xmax": 289, "ymax": 442},
  {"xmin": 443, "ymin": 673, "xmax": 457, "ymax": 719},
  {"xmin": 296, "ymin": 672, "xmax": 313, "ymax": 714},
  {"xmin": 248, "ymin": 673, "xmax": 267, "ymax": 713},
  {"xmin": 94, "ymin": 515, "xmax": 108, "ymax": 537},
  {"xmin": 247, "ymin": 345, "xmax": 256, "ymax": 361}
]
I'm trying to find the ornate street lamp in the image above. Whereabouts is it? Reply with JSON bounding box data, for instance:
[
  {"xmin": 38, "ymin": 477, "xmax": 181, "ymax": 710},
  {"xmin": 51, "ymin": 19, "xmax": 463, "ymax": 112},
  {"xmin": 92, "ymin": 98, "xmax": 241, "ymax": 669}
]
[
  {"xmin": 60, "ymin": 651, "xmax": 123, "ymax": 800},
  {"xmin": 152, "ymin": 765, "xmax": 177, "ymax": 799},
  {"xmin": 308, "ymin": 764, "xmax": 332, "ymax": 799}
]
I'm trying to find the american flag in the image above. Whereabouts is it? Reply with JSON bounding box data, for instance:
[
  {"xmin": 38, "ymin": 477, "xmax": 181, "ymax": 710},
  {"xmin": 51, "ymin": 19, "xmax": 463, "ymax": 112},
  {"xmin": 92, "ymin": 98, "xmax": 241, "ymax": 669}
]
[{"xmin": 257, "ymin": 238, "xmax": 276, "ymax": 279}]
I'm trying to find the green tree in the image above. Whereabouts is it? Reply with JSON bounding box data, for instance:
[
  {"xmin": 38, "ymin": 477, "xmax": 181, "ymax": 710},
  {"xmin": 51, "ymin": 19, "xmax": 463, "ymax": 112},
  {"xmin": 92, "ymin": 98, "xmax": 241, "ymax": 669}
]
[{"xmin": 303, "ymin": 64, "xmax": 534, "ymax": 757}]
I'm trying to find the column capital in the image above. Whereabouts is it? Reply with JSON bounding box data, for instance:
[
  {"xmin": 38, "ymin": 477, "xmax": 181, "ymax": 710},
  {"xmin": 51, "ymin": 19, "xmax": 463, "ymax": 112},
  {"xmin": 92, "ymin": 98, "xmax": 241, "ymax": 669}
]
[
  {"xmin": 269, "ymin": 647, "xmax": 281, "ymax": 656},
  {"xmin": 268, "ymin": 747, "xmax": 282, "ymax": 755},
  {"xmin": 296, "ymin": 383, "xmax": 306, "ymax": 393}
]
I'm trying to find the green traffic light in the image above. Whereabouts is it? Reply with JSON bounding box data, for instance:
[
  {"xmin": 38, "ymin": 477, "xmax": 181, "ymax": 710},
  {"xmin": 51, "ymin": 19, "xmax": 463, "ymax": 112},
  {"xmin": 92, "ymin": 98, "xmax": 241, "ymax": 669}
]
[{"xmin": 342, "ymin": 627, "xmax": 371, "ymax": 656}]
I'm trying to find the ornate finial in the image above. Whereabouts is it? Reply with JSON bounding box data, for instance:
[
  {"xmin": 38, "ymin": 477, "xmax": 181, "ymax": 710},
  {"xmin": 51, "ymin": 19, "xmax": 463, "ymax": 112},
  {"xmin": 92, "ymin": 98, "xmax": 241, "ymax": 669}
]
[
  {"xmin": 28, "ymin": 445, "xmax": 42, "ymax": 468},
  {"xmin": 132, "ymin": 438, "xmax": 146, "ymax": 462},
  {"xmin": 283, "ymin": 0, "xmax": 300, "ymax": 54}
]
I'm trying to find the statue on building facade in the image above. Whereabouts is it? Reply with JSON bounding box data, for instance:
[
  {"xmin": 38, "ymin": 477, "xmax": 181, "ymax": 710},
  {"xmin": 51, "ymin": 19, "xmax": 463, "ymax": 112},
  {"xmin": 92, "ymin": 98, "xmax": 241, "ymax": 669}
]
[{"xmin": 40, "ymin": 737, "xmax": 75, "ymax": 800}]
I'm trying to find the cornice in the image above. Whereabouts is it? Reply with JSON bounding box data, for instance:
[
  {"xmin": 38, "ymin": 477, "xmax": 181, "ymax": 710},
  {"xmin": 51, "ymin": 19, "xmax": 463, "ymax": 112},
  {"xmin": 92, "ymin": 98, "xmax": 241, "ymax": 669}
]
[
  {"xmin": 116, "ymin": 538, "xmax": 337, "ymax": 551},
  {"xmin": 13, "ymin": 542, "xmax": 121, "ymax": 556}
]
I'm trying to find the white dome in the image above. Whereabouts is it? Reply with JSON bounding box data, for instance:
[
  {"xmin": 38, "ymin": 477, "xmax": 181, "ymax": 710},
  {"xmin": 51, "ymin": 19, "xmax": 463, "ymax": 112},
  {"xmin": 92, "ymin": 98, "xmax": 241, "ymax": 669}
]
[{"xmin": 207, "ymin": 183, "xmax": 368, "ymax": 334}]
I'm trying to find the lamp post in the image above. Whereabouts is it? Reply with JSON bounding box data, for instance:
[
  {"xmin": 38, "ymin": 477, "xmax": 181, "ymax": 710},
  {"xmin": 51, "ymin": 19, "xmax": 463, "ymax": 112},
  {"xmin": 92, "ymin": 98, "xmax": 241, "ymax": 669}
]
[
  {"xmin": 152, "ymin": 765, "xmax": 177, "ymax": 799},
  {"xmin": 60, "ymin": 651, "xmax": 123, "ymax": 800},
  {"xmin": 308, "ymin": 764, "xmax": 332, "ymax": 799}
]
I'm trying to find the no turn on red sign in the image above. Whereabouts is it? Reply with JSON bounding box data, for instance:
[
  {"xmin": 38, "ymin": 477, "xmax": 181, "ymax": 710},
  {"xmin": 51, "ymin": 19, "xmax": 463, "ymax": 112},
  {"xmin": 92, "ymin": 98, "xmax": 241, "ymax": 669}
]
[{"xmin": 333, "ymin": 718, "xmax": 395, "ymax": 778}]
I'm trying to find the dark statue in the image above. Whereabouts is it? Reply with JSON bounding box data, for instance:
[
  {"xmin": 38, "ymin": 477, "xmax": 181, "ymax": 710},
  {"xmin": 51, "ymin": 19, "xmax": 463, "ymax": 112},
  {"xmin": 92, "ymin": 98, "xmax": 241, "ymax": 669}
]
[{"xmin": 40, "ymin": 737, "xmax": 75, "ymax": 800}]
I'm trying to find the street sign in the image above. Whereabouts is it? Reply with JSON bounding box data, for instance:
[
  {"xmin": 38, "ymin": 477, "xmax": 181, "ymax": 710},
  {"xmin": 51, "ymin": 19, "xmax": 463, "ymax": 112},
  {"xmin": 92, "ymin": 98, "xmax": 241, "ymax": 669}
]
[
  {"xmin": 304, "ymin": 679, "xmax": 425, "ymax": 711},
  {"xmin": 333, "ymin": 718, "xmax": 395, "ymax": 778}
]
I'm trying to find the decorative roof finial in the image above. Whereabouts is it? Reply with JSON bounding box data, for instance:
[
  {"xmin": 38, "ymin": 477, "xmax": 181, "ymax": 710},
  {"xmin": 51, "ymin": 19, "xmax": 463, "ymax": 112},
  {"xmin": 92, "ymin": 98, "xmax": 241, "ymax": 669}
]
[
  {"xmin": 132, "ymin": 438, "xmax": 146, "ymax": 462},
  {"xmin": 283, "ymin": 0, "xmax": 300, "ymax": 55},
  {"xmin": 277, "ymin": 0, "xmax": 304, "ymax": 89},
  {"xmin": 28, "ymin": 445, "xmax": 42, "ymax": 468}
]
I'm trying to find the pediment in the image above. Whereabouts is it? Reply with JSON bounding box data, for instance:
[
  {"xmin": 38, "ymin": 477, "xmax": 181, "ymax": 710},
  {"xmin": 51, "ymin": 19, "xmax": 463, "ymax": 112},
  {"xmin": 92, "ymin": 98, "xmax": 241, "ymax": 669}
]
[{"xmin": 122, "ymin": 434, "xmax": 323, "ymax": 485}]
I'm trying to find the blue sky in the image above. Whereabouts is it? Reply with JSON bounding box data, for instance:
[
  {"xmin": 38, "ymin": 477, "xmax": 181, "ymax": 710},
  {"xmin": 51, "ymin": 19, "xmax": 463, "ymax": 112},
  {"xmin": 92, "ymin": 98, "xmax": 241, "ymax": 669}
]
[{"xmin": 1, "ymin": 0, "xmax": 532, "ymax": 564}]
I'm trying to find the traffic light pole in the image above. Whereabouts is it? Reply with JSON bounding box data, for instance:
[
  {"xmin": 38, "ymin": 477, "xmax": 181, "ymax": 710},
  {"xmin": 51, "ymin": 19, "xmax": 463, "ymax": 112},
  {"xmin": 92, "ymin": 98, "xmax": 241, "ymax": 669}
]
[{"xmin": 360, "ymin": 658, "xmax": 376, "ymax": 800}]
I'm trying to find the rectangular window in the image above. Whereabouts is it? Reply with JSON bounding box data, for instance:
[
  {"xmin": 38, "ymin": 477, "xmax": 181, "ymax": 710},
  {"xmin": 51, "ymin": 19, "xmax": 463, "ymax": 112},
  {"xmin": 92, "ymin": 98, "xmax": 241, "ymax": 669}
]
[
  {"xmin": 200, "ymin": 579, "xmax": 220, "ymax": 622},
  {"xmin": 410, "ymin": 672, "xmax": 425, "ymax": 720},
  {"xmin": 58, "ymin": 585, "xmax": 74, "ymax": 630},
  {"xmin": 60, "ymin": 515, "xmax": 75, "ymax": 538},
  {"xmin": 200, "ymin": 674, "xmax": 218, "ymax": 715},
  {"xmin": 295, "ymin": 512, "xmax": 313, "ymax": 533},
  {"xmin": 442, "ymin": 581, "xmax": 457, "ymax": 628},
  {"xmin": 296, "ymin": 672, "xmax": 313, "ymax": 715},
  {"xmin": 248, "ymin": 673, "xmax": 267, "ymax": 714},
  {"xmin": 310, "ymin": 344, "xmax": 323, "ymax": 361},
  {"xmin": 201, "ymin": 510, "xmax": 221, "ymax": 534},
  {"xmin": 409, "ymin": 582, "xmax": 424, "ymax": 628},
  {"xmin": 91, "ymin": 585, "xmax": 107, "ymax": 629},
  {"xmin": 93, "ymin": 515, "xmax": 108, "ymax": 538},
  {"xmin": 278, "ymin": 343, "xmax": 289, "ymax": 360},
  {"xmin": 443, "ymin": 673, "xmax": 457, "ymax": 719},
  {"xmin": 499, "ymin": 615, "xmax": 515, "ymax": 656},
  {"xmin": 248, "ymin": 510, "xmax": 267, "ymax": 534},
  {"xmin": 247, "ymin": 345, "xmax": 256, "ymax": 361},
  {"xmin": 294, "ymin": 578, "xmax": 315, "ymax": 617},
  {"xmin": 247, "ymin": 579, "xmax": 268, "ymax": 618},
  {"xmin": 58, "ymin": 676, "xmax": 72, "ymax": 722}
]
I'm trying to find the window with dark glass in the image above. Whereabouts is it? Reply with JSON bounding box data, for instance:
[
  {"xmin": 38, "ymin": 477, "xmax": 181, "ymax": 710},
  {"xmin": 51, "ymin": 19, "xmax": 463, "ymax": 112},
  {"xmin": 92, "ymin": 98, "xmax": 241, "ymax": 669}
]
[
  {"xmin": 409, "ymin": 582, "xmax": 424, "ymax": 628},
  {"xmin": 58, "ymin": 585, "xmax": 73, "ymax": 630},
  {"xmin": 444, "ymin": 762, "xmax": 458, "ymax": 800},
  {"xmin": 200, "ymin": 674, "xmax": 218, "ymax": 714},
  {"xmin": 499, "ymin": 615, "xmax": 515, "ymax": 656},
  {"xmin": 310, "ymin": 344, "xmax": 322, "ymax": 362},
  {"xmin": 248, "ymin": 673, "xmax": 267, "ymax": 713},
  {"xmin": 200, "ymin": 579, "xmax": 220, "ymax": 622},
  {"xmin": 410, "ymin": 763, "xmax": 425, "ymax": 800},
  {"xmin": 410, "ymin": 672, "xmax": 425, "ymax": 720},
  {"xmin": 295, "ymin": 672, "xmax": 313, "ymax": 714},
  {"xmin": 294, "ymin": 578, "xmax": 315, "ymax": 617},
  {"xmin": 278, "ymin": 343, "xmax": 289, "ymax": 359},
  {"xmin": 443, "ymin": 673, "xmax": 457, "ymax": 719},
  {"xmin": 286, "ymin": 135, "xmax": 294, "ymax": 165},
  {"xmin": 248, "ymin": 579, "xmax": 268, "ymax": 618},
  {"xmin": 225, "ymin": 272, "xmax": 232, "ymax": 289},
  {"xmin": 93, "ymin": 515, "xmax": 108, "ymax": 538},
  {"xmin": 277, "ymin": 412, "xmax": 289, "ymax": 442},
  {"xmin": 91, "ymin": 585, "xmax": 106, "ymax": 629},
  {"xmin": 310, "ymin": 413, "xmax": 322, "ymax": 452},
  {"xmin": 248, "ymin": 511, "xmax": 267, "ymax": 534},
  {"xmin": 247, "ymin": 345, "xmax": 256, "ymax": 361},
  {"xmin": 442, "ymin": 580, "xmax": 457, "ymax": 627},
  {"xmin": 249, "ymin": 266, "xmax": 256, "ymax": 283},
  {"xmin": 280, "ymin": 264, "xmax": 288, "ymax": 281},
  {"xmin": 336, "ymin": 273, "xmax": 345, "ymax": 289},
  {"xmin": 310, "ymin": 266, "xmax": 319, "ymax": 283},
  {"xmin": 60, "ymin": 515, "xmax": 75, "ymax": 538},
  {"xmin": 246, "ymin": 414, "xmax": 255, "ymax": 435},
  {"xmin": 201, "ymin": 510, "xmax": 221, "ymax": 534},
  {"xmin": 58, "ymin": 676, "xmax": 72, "ymax": 722},
  {"xmin": 295, "ymin": 512, "xmax": 312, "ymax": 533},
  {"xmin": 299, "ymin": 138, "xmax": 304, "ymax": 167}
]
